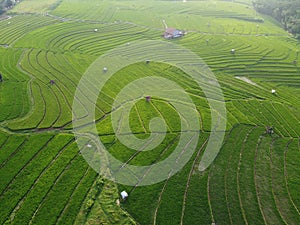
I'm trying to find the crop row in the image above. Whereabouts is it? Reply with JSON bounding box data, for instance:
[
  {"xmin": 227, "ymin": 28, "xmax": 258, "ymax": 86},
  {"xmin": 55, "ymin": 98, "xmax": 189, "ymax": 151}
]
[
  {"xmin": 208, "ymin": 124, "xmax": 300, "ymax": 225},
  {"xmin": 285, "ymin": 139, "xmax": 300, "ymax": 214},
  {"xmin": 226, "ymin": 99, "xmax": 300, "ymax": 137},
  {"xmin": 0, "ymin": 133, "xmax": 55, "ymax": 224},
  {"xmin": 0, "ymin": 48, "xmax": 30, "ymax": 121},
  {"xmin": 14, "ymin": 20, "xmax": 157, "ymax": 56},
  {"xmin": 118, "ymin": 124, "xmax": 299, "ymax": 225},
  {"xmin": 0, "ymin": 14, "xmax": 57, "ymax": 45},
  {"xmin": 7, "ymin": 44, "xmax": 298, "ymax": 135},
  {"xmin": 0, "ymin": 132, "xmax": 99, "ymax": 225},
  {"xmin": 7, "ymin": 49, "xmax": 87, "ymax": 130},
  {"xmin": 270, "ymin": 138, "xmax": 300, "ymax": 224},
  {"xmin": 120, "ymin": 133, "xmax": 209, "ymax": 225},
  {"xmin": 51, "ymin": 0, "xmax": 285, "ymax": 35},
  {"xmin": 209, "ymin": 125, "xmax": 253, "ymax": 224}
]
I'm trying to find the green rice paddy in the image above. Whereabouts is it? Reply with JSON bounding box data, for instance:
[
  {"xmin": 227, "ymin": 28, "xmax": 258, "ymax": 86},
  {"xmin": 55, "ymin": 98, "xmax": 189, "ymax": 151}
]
[{"xmin": 0, "ymin": 0, "xmax": 299, "ymax": 224}]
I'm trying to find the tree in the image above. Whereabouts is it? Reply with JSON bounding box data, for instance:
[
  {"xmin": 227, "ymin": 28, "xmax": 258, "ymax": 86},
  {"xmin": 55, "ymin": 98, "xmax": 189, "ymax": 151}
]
[
  {"xmin": 4, "ymin": 0, "xmax": 14, "ymax": 8},
  {"xmin": 0, "ymin": 0, "xmax": 5, "ymax": 14},
  {"xmin": 253, "ymin": 0, "xmax": 300, "ymax": 39},
  {"xmin": 0, "ymin": 6, "xmax": 4, "ymax": 15}
]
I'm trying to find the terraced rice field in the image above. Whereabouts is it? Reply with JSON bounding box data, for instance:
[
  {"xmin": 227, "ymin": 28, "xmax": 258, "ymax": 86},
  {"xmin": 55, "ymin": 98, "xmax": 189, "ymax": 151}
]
[{"xmin": 0, "ymin": 0, "xmax": 299, "ymax": 224}]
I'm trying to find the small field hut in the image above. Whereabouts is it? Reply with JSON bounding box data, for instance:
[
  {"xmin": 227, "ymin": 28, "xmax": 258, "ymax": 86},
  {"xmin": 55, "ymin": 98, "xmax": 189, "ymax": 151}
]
[
  {"xmin": 163, "ymin": 28, "xmax": 184, "ymax": 39},
  {"xmin": 121, "ymin": 191, "xmax": 128, "ymax": 200}
]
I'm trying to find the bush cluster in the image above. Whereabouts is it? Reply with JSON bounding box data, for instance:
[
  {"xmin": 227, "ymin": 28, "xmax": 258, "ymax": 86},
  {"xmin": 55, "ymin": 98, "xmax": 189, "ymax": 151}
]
[
  {"xmin": 0, "ymin": 0, "xmax": 16, "ymax": 15},
  {"xmin": 253, "ymin": 0, "xmax": 300, "ymax": 38}
]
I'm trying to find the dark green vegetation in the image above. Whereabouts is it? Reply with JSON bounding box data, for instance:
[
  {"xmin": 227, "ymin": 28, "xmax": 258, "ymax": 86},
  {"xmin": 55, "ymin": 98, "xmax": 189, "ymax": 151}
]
[
  {"xmin": 0, "ymin": 0, "xmax": 299, "ymax": 224},
  {"xmin": 0, "ymin": 0, "xmax": 16, "ymax": 15},
  {"xmin": 253, "ymin": 0, "xmax": 300, "ymax": 38}
]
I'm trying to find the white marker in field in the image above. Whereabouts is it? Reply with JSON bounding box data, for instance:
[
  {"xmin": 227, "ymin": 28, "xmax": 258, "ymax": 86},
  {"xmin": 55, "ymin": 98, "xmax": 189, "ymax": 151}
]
[
  {"xmin": 271, "ymin": 89, "xmax": 276, "ymax": 94},
  {"xmin": 120, "ymin": 191, "xmax": 128, "ymax": 200}
]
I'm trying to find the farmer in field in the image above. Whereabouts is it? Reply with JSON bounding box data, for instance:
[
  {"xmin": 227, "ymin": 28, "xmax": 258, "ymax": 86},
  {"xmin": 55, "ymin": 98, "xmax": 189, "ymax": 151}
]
[{"xmin": 0, "ymin": 73, "xmax": 3, "ymax": 82}]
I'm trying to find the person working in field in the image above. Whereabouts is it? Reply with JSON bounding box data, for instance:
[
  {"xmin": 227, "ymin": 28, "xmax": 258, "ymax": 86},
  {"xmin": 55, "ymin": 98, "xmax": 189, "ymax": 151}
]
[{"xmin": 0, "ymin": 73, "xmax": 3, "ymax": 82}]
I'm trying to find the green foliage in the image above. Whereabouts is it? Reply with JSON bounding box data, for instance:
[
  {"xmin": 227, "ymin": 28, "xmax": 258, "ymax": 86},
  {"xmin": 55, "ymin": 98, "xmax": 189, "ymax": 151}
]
[
  {"xmin": 82, "ymin": 177, "xmax": 104, "ymax": 213},
  {"xmin": 253, "ymin": 0, "xmax": 300, "ymax": 38},
  {"xmin": 4, "ymin": 0, "xmax": 13, "ymax": 8},
  {"xmin": 0, "ymin": 0, "xmax": 14, "ymax": 14},
  {"xmin": 0, "ymin": 6, "xmax": 4, "ymax": 15}
]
